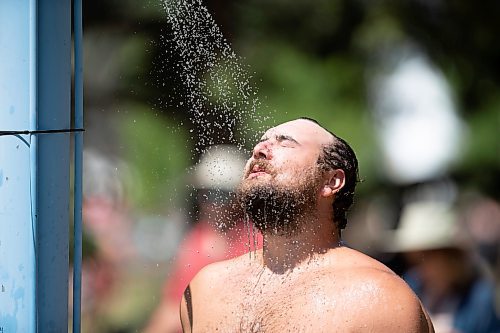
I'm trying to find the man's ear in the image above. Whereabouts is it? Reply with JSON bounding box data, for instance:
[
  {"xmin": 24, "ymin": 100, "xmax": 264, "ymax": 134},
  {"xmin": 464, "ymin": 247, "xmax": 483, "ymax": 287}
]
[{"xmin": 320, "ymin": 169, "xmax": 345, "ymax": 198}]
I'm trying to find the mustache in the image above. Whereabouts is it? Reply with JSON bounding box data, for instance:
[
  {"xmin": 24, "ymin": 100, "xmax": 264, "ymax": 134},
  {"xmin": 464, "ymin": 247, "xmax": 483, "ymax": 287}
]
[{"xmin": 246, "ymin": 160, "xmax": 276, "ymax": 177}]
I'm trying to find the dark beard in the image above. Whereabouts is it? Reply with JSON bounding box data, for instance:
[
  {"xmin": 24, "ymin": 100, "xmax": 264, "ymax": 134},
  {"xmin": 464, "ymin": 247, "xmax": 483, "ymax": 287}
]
[{"xmin": 236, "ymin": 171, "xmax": 319, "ymax": 237}]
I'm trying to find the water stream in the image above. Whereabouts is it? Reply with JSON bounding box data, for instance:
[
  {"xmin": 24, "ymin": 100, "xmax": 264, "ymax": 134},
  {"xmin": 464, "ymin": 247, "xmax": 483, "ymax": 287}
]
[{"xmin": 162, "ymin": 0, "xmax": 271, "ymax": 151}]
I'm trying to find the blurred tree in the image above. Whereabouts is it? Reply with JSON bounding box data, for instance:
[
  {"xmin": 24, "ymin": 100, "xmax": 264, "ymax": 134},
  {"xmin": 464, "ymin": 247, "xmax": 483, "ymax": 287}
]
[
  {"xmin": 78, "ymin": 1, "xmax": 500, "ymax": 331},
  {"xmin": 82, "ymin": 0, "xmax": 500, "ymax": 208}
]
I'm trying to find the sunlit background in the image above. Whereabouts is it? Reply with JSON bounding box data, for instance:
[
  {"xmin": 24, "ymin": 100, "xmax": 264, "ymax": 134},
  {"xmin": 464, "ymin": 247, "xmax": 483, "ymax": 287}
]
[{"xmin": 79, "ymin": 1, "xmax": 499, "ymax": 331}]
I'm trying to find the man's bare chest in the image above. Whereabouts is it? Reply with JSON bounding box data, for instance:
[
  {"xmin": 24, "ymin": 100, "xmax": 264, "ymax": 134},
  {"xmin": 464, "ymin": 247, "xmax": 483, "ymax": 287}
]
[{"xmin": 196, "ymin": 273, "xmax": 343, "ymax": 332}]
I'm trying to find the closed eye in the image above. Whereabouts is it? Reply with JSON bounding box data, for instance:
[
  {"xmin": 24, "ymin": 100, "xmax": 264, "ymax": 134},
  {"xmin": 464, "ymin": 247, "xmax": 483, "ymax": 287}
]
[
  {"xmin": 276, "ymin": 134, "xmax": 299, "ymax": 146},
  {"xmin": 258, "ymin": 134, "xmax": 300, "ymax": 146}
]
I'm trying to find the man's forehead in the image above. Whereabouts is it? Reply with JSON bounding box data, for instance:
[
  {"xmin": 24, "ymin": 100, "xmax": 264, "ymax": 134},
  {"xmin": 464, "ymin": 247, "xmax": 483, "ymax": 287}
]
[{"xmin": 263, "ymin": 119, "xmax": 333, "ymax": 145}]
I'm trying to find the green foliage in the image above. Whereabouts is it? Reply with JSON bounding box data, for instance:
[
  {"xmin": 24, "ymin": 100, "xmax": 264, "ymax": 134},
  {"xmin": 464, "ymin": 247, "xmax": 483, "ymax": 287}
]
[
  {"xmin": 463, "ymin": 97, "xmax": 500, "ymax": 167},
  {"xmin": 84, "ymin": 0, "xmax": 500, "ymax": 203},
  {"xmin": 456, "ymin": 97, "xmax": 500, "ymax": 198},
  {"xmin": 118, "ymin": 104, "xmax": 190, "ymax": 212}
]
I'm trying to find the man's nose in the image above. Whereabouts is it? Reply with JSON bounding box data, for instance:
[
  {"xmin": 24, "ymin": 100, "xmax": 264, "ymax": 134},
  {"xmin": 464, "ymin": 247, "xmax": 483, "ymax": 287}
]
[{"xmin": 252, "ymin": 141, "xmax": 271, "ymax": 160}]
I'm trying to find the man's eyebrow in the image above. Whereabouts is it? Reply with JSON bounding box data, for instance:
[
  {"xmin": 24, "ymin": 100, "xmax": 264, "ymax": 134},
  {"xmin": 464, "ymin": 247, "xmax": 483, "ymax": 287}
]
[
  {"xmin": 276, "ymin": 134, "xmax": 300, "ymax": 144},
  {"xmin": 259, "ymin": 134, "xmax": 300, "ymax": 144}
]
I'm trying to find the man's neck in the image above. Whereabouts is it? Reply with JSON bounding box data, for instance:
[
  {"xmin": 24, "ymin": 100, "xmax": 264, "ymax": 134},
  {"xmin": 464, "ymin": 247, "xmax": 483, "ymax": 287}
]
[{"xmin": 261, "ymin": 217, "xmax": 341, "ymax": 274}]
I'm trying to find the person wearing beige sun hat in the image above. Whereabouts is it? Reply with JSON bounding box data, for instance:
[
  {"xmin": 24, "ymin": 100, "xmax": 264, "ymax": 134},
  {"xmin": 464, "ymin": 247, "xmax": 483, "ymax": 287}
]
[
  {"xmin": 384, "ymin": 201, "xmax": 471, "ymax": 253},
  {"xmin": 385, "ymin": 201, "xmax": 500, "ymax": 333}
]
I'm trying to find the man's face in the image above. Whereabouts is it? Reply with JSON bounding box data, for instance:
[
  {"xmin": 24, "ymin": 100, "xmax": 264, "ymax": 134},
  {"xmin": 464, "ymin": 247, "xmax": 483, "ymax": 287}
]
[
  {"xmin": 237, "ymin": 119, "xmax": 333, "ymax": 236},
  {"xmin": 244, "ymin": 119, "xmax": 331, "ymax": 184}
]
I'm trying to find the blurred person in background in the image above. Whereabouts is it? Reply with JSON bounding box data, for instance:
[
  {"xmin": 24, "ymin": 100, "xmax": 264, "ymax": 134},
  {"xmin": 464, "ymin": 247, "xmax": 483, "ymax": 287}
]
[
  {"xmin": 386, "ymin": 201, "xmax": 500, "ymax": 333},
  {"xmin": 79, "ymin": 150, "xmax": 138, "ymax": 332},
  {"xmin": 462, "ymin": 194, "xmax": 500, "ymax": 290},
  {"xmin": 144, "ymin": 145, "xmax": 263, "ymax": 333}
]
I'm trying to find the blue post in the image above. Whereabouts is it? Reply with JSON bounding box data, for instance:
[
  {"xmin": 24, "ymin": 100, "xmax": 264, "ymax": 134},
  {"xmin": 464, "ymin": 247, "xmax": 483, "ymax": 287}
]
[
  {"xmin": 29, "ymin": 0, "xmax": 39, "ymax": 328},
  {"xmin": 0, "ymin": 2, "xmax": 37, "ymax": 331},
  {"xmin": 0, "ymin": 0, "xmax": 72, "ymax": 331},
  {"xmin": 37, "ymin": 0, "xmax": 72, "ymax": 331},
  {"xmin": 73, "ymin": 0, "xmax": 84, "ymax": 331}
]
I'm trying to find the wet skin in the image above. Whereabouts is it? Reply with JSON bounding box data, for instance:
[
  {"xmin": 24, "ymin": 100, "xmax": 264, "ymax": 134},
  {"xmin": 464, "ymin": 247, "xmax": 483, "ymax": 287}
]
[
  {"xmin": 183, "ymin": 247, "xmax": 433, "ymax": 332},
  {"xmin": 180, "ymin": 119, "xmax": 434, "ymax": 332}
]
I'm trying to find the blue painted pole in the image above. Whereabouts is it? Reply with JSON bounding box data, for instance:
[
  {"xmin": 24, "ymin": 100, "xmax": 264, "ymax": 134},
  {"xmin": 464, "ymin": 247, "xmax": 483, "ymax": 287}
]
[
  {"xmin": 0, "ymin": 2, "xmax": 37, "ymax": 331},
  {"xmin": 0, "ymin": 0, "xmax": 72, "ymax": 331},
  {"xmin": 73, "ymin": 0, "xmax": 84, "ymax": 331},
  {"xmin": 29, "ymin": 0, "xmax": 39, "ymax": 328},
  {"xmin": 36, "ymin": 0, "xmax": 71, "ymax": 330}
]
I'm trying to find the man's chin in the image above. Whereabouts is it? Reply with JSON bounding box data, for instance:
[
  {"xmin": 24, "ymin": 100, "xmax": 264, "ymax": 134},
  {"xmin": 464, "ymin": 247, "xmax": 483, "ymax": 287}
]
[{"xmin": 241, "ymin": 176, "xmax": 272, "ymax": 190}]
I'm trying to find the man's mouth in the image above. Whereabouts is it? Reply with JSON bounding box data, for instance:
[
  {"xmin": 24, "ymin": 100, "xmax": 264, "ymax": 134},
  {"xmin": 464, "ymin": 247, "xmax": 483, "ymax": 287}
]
[
  {"xmin": 248, "ymin": 171, "xmax": 268, "ymax": 179},
  {"xmin": 247, "ymin": 162, "xmax": 272, "ymax": 179}
]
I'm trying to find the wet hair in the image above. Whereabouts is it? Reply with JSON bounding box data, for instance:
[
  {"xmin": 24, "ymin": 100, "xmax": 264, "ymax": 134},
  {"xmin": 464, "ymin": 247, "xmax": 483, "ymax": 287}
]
[{"xmin": 300, "ymin": 117, "xmax": 359, "ymax": 231}]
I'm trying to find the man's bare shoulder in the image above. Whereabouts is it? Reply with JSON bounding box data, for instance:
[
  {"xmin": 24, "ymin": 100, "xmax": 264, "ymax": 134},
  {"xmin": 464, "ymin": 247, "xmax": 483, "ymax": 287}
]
[
  {"xmin": 187, "ymin": 250, "xmax": 259, "ymax": 298},
  {"xmin": 180, "ymin": 254, "xmax": 256, "ymax": 332},
  {"xmin": 315, "ymin": 247, "xmax": 434, "ymax": 332},
  {"xmin": 333, "ymin": 271, "xmax": 433, "ymax": 333}
]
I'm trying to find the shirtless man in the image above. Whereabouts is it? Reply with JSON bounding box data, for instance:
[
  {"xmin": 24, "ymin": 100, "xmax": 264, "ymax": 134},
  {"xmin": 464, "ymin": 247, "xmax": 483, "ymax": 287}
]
[{"xmin": 180, "ymin": 118, "xmax": 434, "ymax": 332}]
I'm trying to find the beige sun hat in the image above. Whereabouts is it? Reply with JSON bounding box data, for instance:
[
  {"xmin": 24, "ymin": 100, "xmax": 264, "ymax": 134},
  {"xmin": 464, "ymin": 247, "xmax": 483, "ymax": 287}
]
[
  {"xmin": 383, "ymin": 201, "xmax": 469, "ymax": 252},
  {"xmin": 192, "ymin": 145, "xmax": 248, "ymax": 192}
]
